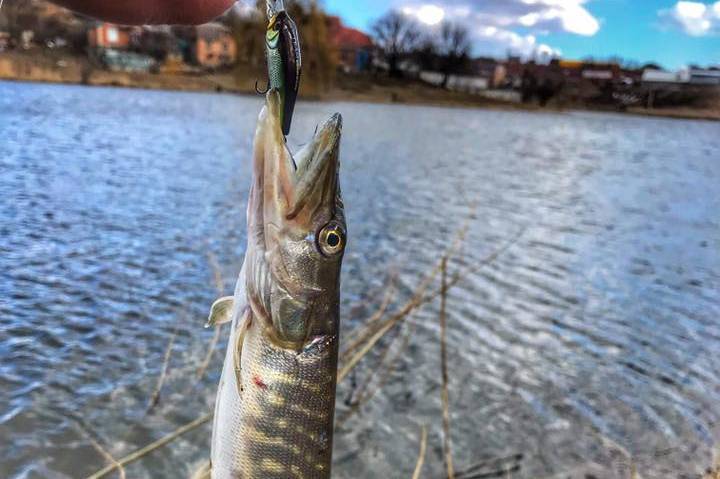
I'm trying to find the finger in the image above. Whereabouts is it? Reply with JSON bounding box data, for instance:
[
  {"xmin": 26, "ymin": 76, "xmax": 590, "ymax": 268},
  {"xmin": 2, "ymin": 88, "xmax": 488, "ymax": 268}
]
[{"xmin": 52, "ymin": 0, "xmax": 236, "ymax": 25}]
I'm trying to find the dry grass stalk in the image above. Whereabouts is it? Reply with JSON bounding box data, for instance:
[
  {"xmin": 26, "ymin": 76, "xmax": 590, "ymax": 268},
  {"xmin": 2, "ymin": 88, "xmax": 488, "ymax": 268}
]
[
  {"xmin": 337, "ymin": 314, "xmax": 416, "ymax": 425},
  {"xmin": 341, "ymin": 276, "xmax": 396, "ymax": 359},
  {"xmin": 595, "ymin": 430, "xmax": 642, "ymax": 479},
  {"xmin": 359, "ymin": 318, "xmax": 415, "ymax": 399},
  {"xmin": 706, "ymin": 448, "xmax": 720, "ymax": 479},
  {"xmin": 86, "ymin": 219, "xmax": 525, "ymax": 478},
  {"xmin": 411, "ymin": 425, "xmax": 428, "ymax": 479},
  {"xmin": 338, "ymin": 311, "xmax": 401, "ymax": 383},
  {"xmin": 146, "ymin": 327, "xmax": 178, "ymax": 413},
  {"xmin": 338, "ymin": 226, "xmax": 526, "ymax": 386},
  {"xmin": 207, "ymin": 251, "xmax": 224, "ymax": 293},
  {"xmin": 195, "ymin": 325, "xmax": 222, "ymax": 382},
  {"xmin": 339, "ymin": 213, "xmax": 476, "ymax": 368},
  {"xmin": 85, "ymin": 413, "xmax": 213, "ymax": 479},
  {"xmin": 189, "ymin": 461, "xmax": 212, "ymax": 479},
  {"xmin": 338, "ymin": 241, "xmax": 457, "ymax": 384},
  {"xmin": 454, "ymin": 454, "xmax": 523, "ymax": 479},
  {"xmin": 439, "ymin": 257, "xmax": 455, "ymax": 479},
  {"xmin": 337, "ymin": 253, "xmax": 456, "ymax": 381},
  {"xmin": 75, "ymin": 424, "xmax": 126, "ymax": 479}
]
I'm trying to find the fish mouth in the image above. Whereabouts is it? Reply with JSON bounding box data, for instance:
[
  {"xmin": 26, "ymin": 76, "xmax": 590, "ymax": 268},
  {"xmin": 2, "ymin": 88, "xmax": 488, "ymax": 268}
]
[
  {"xmin": 258, "ymin": 91, "xmax": 343, "ymax": 222},
  {"xmin": 288, "ymin": 113, "xmax": 343, "ymax": 218},
  {"xmin": 247, "ymin": 92, "xmax": 344, "ymax": 346}
]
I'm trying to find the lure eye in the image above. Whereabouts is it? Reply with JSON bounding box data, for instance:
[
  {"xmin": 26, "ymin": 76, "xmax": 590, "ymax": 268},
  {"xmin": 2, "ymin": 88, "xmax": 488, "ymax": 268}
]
[{"xmin": 318, "ymin": 223, "xmax": 345, "ymax": 257}]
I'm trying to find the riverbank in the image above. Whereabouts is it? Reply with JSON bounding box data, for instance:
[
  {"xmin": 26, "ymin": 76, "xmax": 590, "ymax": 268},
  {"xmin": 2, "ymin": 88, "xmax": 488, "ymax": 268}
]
[{"xmin": 2, "ymin": 50, "xmax": 718, "ymax": 121}]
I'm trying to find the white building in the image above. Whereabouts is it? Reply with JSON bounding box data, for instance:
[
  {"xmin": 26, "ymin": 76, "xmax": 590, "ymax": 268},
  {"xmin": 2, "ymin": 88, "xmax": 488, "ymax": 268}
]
[{"xmin": 642, "ymin": 68, "xmax": 720, "ymax": 86}]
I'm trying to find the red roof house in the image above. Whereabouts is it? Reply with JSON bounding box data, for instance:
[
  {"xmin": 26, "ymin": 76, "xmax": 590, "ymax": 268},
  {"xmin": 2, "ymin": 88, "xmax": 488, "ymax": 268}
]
[{"xmin": 327, "ymin": 16, "xmax": 373, "ymax": 73}]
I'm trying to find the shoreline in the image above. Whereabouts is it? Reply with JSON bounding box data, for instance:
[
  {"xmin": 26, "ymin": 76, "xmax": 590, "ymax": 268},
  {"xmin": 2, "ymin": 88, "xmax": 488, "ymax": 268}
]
[{"xmin": 2, "ymin": 51, "xmax": 718, "ymax": 121}]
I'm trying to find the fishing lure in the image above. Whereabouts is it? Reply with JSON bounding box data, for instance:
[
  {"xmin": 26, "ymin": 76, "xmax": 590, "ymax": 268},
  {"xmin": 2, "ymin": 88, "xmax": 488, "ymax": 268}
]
[{"xmin": 264, "ymin": 0, "xmax": 302, "ymax": 136}]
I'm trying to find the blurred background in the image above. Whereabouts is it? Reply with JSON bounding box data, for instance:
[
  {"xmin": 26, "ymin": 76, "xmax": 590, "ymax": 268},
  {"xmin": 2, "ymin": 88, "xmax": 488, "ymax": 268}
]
[
  {"xmin": 1, "ymin": 0, "xmax": 719, "ymax": 116},
  {"xmin": 1, "ymin": 1, "xmax": 719, "ymax": 478}
]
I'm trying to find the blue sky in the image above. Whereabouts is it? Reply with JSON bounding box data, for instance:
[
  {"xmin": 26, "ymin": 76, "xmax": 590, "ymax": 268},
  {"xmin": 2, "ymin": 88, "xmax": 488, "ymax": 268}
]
[{"xmin": 323, "ymin": 0, "xmax": 720, "ymax": 69}]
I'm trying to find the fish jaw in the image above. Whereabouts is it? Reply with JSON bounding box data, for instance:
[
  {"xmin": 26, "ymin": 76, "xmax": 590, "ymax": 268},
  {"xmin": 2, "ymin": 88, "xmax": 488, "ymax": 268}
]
[{"xmin": 245, "ymin": 91, "xmax": 345, "ymax": 349}]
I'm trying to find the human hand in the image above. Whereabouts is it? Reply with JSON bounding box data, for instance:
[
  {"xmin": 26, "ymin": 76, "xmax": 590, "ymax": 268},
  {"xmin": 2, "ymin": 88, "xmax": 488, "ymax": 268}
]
[{"xmin": 50, "ymin": 0, "xmax": 236, "ymax": 25}]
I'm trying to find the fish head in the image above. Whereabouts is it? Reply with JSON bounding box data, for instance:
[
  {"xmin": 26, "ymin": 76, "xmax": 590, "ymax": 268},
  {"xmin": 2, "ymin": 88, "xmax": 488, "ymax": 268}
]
[{"xmin": 246, "ymin": 91, "xmax": 345, "ymax": 349}]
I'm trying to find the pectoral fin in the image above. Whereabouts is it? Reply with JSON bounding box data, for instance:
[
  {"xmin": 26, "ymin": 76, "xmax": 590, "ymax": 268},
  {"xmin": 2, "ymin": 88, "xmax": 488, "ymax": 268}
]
[{"xmin": 206, "ymin": 296, "xmax": 235, "ymax": 327}]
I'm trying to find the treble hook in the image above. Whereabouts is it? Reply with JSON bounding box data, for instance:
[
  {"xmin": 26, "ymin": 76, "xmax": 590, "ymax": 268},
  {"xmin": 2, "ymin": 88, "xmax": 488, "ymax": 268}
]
[{"xmin": 255, "ymin": 80, "xmax": 270, "ymax": 95}]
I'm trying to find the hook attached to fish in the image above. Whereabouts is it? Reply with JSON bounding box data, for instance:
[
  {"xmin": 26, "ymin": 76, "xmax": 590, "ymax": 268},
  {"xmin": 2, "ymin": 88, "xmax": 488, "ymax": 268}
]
[{"xmin": 262, "ymin": 0, "xmax": 302, "ymax": 137}]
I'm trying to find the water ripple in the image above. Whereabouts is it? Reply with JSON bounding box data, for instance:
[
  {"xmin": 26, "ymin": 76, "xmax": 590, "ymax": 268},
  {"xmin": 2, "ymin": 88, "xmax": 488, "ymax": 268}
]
[{"xmin": 1, "ymin": 82, "xmax": 719, "ymax": 478}]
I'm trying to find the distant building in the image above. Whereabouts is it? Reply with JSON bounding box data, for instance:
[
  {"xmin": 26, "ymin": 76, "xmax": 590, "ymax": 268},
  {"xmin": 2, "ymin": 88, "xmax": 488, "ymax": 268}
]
[
  {"xmin": 503, "ymin": 56, "xmax": 524, "ymax": 87},
  {"xmin": 688, "ymin": 68, "xmax": 720, "ymax": 86},
  {"xmin": 327, "ymin": 16, "xmax": 373, "ymax": 73},
  {"xmin": 87, "ymin": 23, "xmax": 153, "ymax": 72},
  {"xmin": 195, "ymin": 23, "xmax": 236, "ymax": 69},
  {"xmin": 551, "ymin": 60, "xmax": 620, "ymax": 83},
  {"xmin": 642, "ymin": 68, "xmax": 720, "ymax": 86},
  {"xmin": 492, "ymin": 64, "xmax": 507, "ymax": 88},
  {"xmin": 640, "ymin": 67, "xmax": 720, "ymax": 108},
  {"xmin": 471, "ymin": 57, "xmax": 504, "ymax": 88},
  {"xmin": 101, "ymin": 49, "xmax": 155, "ymax": 73},
  {"xmin": 0, "ymin": 32, "xmax": 10, "ymax": 52},
  {"xmin": 88, "ymin": 23, "xmax": 138, "ymax": 50},
  {"xmin": 419, "ymin": 71, "xmax": 489, "ymax": 93},
  {"xmin": 20, "ymin": 30, "xmax": 35, "ymax": 50},
  {"xmin": 557, "ymin": 59, "xmax": 583, "ymax": 80},
  {"xmin": 642, "ymin": 69, "xmax": 685, "ymax": 84},
  {"xmin": 138, "ymin": 25, "xmax": 182, "ymax": 62},
  {"xmin": 581, "ymin": 65, "xmax": 619, "ymax": 81}
]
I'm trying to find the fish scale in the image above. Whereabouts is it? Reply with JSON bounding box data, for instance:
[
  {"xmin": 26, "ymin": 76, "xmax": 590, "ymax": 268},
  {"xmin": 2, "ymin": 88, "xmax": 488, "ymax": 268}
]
[{"xmin": 211, "ymin": 313, "xmax": 338, "ymax": 478}]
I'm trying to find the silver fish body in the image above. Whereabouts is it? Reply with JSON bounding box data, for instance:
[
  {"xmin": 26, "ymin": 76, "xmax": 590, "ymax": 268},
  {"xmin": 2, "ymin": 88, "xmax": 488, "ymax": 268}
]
[{"xmin": 208, "ymin": 92, "xmax": 345, "ymax": 479}]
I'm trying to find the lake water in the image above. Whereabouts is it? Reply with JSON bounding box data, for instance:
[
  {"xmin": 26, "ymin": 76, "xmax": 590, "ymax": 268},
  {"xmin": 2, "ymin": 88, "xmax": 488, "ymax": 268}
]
[{"xmin": 1, "ymin": 81, "xmax": 719, "ymax": 479}]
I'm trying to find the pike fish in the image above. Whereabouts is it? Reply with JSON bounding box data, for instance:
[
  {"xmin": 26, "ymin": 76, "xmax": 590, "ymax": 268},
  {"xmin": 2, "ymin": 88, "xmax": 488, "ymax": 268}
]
[{"xmin": 206, "ymin": 91, "xmax": 345, "ymax": 479}]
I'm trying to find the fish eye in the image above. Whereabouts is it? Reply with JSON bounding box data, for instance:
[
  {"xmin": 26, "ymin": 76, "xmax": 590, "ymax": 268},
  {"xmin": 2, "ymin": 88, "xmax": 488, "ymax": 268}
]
[{"xmin": 318, "ymin": 223, "xmax": 345, "ymax": 257}]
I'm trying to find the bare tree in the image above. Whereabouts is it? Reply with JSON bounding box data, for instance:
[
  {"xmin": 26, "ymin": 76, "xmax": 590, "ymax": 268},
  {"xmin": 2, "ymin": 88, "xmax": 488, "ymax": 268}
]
[
  {"xmin": 226, "ymin": 4, "xmax": 266, "ymax": 66},
  {"xmin": 437, "ymin": 21, "xmax": 471, "ymax": 88},
  {"xmin": 371, "ymin": 10, "xmax": 421, "ymax": 78},
  {"xmin": 415, "ymin": 35, "xmax": 438, "ymax": 71}
]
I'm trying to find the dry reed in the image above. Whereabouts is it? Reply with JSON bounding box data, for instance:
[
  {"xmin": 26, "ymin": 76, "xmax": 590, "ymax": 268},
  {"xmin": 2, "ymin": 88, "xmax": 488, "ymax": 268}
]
[
  {"xmin": 75, "ymin": 424, "xmax": 126, "ymax": 479},
  {"xmin": 337, "ymin": 313, "xmax": 416, "ymax": 426},
  {"xmin": 439, "ymin": 257, "xmax": 455, "ymax": 479},
  {"xmin": 146, "ymin": 327, "xmax": 178, "ymax": 412},
  {"xmin": 85, "ymin": 221, "xmax": 525, "ymax": 478},
  {"xmin": 85, "ymin": 413, "xmax": 213, "ymax": 479},
  {"xmin": 340, "ymin": 277, "xmax": 396, "ymax": 359},
  {"xmin": 411, "ymin": 425, "xmax": 428, "ymax": 479}
]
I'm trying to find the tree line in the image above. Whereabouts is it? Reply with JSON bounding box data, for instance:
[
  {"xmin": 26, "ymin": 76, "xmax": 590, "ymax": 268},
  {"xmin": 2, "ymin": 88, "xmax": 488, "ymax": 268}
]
[
  {"xmin": 225, "ymin": 0, "xmax": 336, "ymax": 94},
  {"xmin": 0, "ymin": 1, "xmax": 471, "ymax": 88},
  {"xmin": 371, "ymin": 10, "xmax": 472, "ymax": 86}
]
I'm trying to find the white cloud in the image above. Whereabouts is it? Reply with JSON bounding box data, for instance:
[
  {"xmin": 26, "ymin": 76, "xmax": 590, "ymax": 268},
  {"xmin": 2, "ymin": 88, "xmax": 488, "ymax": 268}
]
[
  {"xmin": 475, "ymin": 25, "xmax": 562, "ymax": 58},
  {"xmin": 397, "ymin": 1, "xmax": 588, "ymax": 57},
  {"xmin": 416, "ymin": 5, "xmax": 446, "ymax": 25},
  {"xmin": 397, "ymin": 0, "xmax": 599, "ymax": 35},
  {"xmin": 515, "ymin": 0, "xmax": 600, "ymax": 35},
  {"xmin": 659, "ymin": 1, "xmax": 720, "ymax": 36}
]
